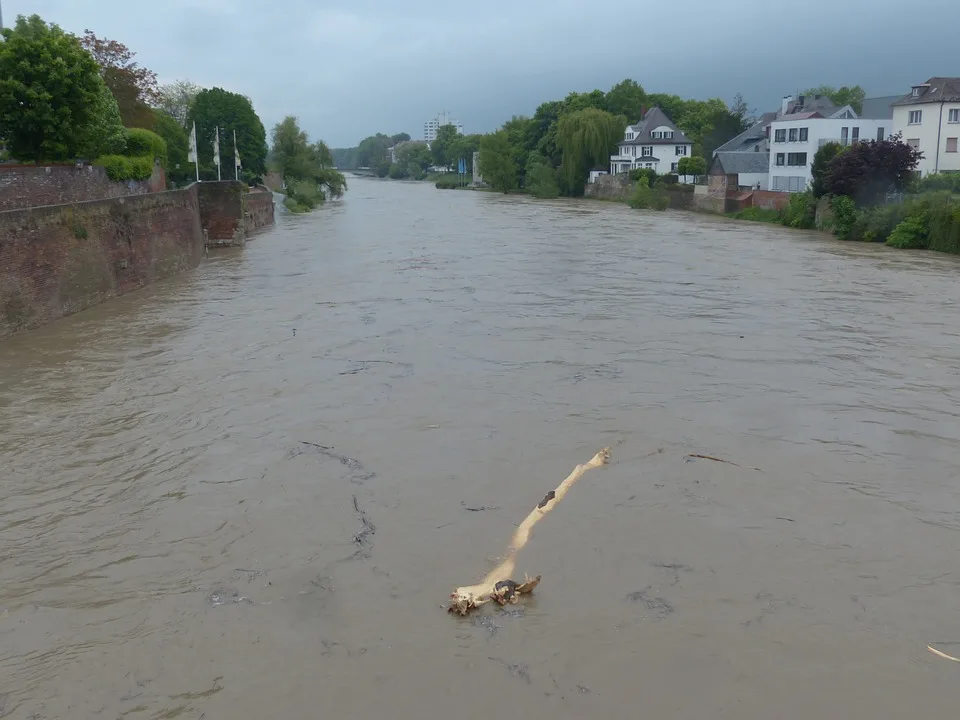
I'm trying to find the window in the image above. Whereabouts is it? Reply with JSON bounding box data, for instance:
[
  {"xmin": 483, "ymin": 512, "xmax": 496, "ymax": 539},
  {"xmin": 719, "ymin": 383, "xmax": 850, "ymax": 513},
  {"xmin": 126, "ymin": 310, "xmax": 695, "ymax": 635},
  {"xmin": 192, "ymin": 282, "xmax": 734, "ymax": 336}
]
[
  {"xmin": 787, "ymin": 152, "xmax": 807, "ymax": 166},
  {"xmin": 947, "ymin": 138, "xmax": 958, "ymax": 153},
  {"xmin": 645, "ymin": 163, "xmax": 654, "ymax": 169},
  {"xmin": 912, "ymin": 87, "xmax": 921, "ymax": 97},
  {"xmin": 775, "ymin": 129, "xmax": 786, "ymax": 143},
  {"xmin": 671, "ymin": 162, "xmax": 679, "ymax": 172},
  {"xmin": 625, "ymin": 132, "xmax": 634, "ymax": 140},
  {"xmin": 772, "ymin": 176, "xmax": 805, "ymax": 192},
  {"xmin": 775, "ymin": 153, "xmax": 785, "ymax": 166},
  {"xmin": 949, "ymin": 109, "xmax": 960, "ymax": 123},
  {"xmin": 841, "ymin": 127, "xmax": 849, "ymax": 144},
  {"xmin": 665, "ymin": 131, "xmax": 674, "ymax": 139},
  {"xmin": 788, "ymin": 128, "xmax": 798, "ymax": 142},
  {"xmin": 877, "ymin": 127, "xmax": 885, "ymax": 141},
  {"xmin": 642, "ymin": 146, "xmax": 653, "ymax": 157},
  {"xmin": 909, "ymin": 110, "xmax": 922, "ymax": 124},
  {"xmin": 799, "ymin": 128, "xmax": 808, "ymax": 142},
  {"xmin": 675, "ymin": 145, "xmax": 687, "ymax": 156},
  {"xmin": 651, "ymin": 131, "xmax": 660, "ymax": 139},
  {"xmin": 907, "ymin": 138, "xmax": 920, "ymax": 149},
  {"xmin": 852, "ymin": 126, "xmax": 859, "ymax": 142}
]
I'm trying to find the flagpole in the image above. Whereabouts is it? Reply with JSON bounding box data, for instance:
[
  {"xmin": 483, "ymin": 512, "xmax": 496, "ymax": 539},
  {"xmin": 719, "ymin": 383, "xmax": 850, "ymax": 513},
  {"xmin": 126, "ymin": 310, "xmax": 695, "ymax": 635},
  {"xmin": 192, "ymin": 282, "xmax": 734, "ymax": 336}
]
[
  {"xmin": 234, "ymin": 129, "xmax": 239, "ymax": 181},
  {"xmin": 215, "ymin": 127, "xmax": 221, "ymax": 181}
]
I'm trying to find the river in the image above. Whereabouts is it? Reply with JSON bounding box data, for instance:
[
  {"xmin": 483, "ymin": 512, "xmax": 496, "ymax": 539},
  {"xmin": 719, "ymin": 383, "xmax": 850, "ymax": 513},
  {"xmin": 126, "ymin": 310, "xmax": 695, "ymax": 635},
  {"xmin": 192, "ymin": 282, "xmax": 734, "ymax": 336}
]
[{"xmin": 1, "ymin": 177, "xmax": 959, "ymax": 718}]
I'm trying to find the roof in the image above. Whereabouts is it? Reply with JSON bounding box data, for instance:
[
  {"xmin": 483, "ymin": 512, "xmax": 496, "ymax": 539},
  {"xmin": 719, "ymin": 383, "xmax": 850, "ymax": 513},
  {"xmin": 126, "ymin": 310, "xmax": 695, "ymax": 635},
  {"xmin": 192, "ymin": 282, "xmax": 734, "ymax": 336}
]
[
  {"xmin": 712, "ymin": 151, "xmax": 770, "ymax": 175},
  {"xmin": 620, "ymin": 107, "xmax": 693, "ymax": 146},
  {"xmin": 858, "ymin": 95, "xmax": 900, "ymax": 118},
  {"xmin": 773, "ymin": 111, "xmax": 823, "ymax": 122},
  {"xmin": 892, "ymin": 78, "xmax": 960, "ymax": 106},
  {"xmin": 634, "ymin": 156, "xmax": 660, "ymax": 162},
  {"xmin": 713, "ymin": 111, "xmax": 778, "ymax": 154},
  {"xmin": 786, "ymin": 96, "xmax": 836, "ymax": 115}
]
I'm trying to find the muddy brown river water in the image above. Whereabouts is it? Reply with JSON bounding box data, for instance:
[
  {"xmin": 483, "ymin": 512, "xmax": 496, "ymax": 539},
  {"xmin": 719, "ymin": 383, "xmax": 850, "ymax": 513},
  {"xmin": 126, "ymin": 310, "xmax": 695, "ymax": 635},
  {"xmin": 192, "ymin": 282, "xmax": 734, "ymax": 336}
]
[{"xmin": 2, "ymin": 177, "xmax": 960, "ymax": 718}]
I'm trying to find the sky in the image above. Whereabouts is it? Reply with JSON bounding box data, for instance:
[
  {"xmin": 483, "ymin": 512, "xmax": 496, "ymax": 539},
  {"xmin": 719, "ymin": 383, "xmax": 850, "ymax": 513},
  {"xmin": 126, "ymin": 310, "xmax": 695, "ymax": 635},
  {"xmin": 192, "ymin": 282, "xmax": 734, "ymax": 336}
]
[{"xmin": 5, "ymin": 0, "xmax": 958, "ymax": 148}]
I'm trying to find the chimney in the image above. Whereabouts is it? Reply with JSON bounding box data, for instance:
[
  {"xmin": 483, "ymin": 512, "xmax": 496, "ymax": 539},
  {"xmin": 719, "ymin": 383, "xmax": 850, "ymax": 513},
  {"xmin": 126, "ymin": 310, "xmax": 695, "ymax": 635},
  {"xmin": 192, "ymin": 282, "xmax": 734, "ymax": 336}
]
[{"xmin": 782, "ymin": 95, "xmax": 792, "ymax": 115}]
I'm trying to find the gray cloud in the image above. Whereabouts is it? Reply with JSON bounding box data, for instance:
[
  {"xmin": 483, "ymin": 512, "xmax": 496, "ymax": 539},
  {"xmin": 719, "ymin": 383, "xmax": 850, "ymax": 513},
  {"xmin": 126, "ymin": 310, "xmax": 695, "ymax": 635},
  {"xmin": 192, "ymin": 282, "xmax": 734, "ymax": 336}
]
[{"xmin": 7, "ymin": 0, "xmax": 957, "ymax": 147}]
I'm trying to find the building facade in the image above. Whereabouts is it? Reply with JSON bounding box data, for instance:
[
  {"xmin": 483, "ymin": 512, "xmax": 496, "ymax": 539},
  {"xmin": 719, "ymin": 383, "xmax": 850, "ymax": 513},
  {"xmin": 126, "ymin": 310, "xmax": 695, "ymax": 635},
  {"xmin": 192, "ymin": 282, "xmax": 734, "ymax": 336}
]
[
  {"xmin": 892, "ymin": 78, "xmax": 960, "ymax": 177},
  {"xmin": 424, "ymin": 112, "xmax": 464, "ymax": 142},
  {"xmin": 608, "ymin": 107, "xmax": 693, "ymax": 177}
]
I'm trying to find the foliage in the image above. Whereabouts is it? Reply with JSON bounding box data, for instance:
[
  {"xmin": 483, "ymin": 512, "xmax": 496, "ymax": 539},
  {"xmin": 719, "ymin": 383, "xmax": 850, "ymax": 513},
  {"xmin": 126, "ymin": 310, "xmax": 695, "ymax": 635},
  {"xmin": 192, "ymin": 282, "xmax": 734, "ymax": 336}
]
[
  {"xmin": 270, "ymin": 116, "xmax": 346, "ymax": 212},
  {"xmin": 629, "ymin": 167, "xmax": 658, "ymax": 186},
  {"xmin": 152, "ymin": 111, "xmax": 190, "ymax": 183},
  {"xmin": 556, "ymin": 108, "xmax": 626, "ymax": 195},
  {"xmin": 391, "ymin": 133, "xmax": 411, "ymax": 144},
  {"xmin": 801, "ymin": 85, "xmax": 866, "ymax": 114},
  {"xmin": 886, "ymin": 212, "xmax": 930, "ymax": 249},
  {"xmin": 449, "ymin": 133, "xmax": 483, "ymax": 173},
  {"xmin": 732, "ymin": 206, "xmax": 780, "ymax": 223},
  {"xmin": 848, "ymin": 204, "xmax": 911, "ymax": 242},
  {"xmin": 96, "ymin": 154, "xmax": 154, "ymax": 181},
  {"xmin": 651, "ymin": 190, "xmax": 670, "ymax": 210},
  {"xmin": 188, "ymin": 87, "xmax": 268, "ymax": 180},
  {"xmin": 76, "ymin": 81, "xmax": 127, "ymax": 159},
  {"xmin": 80, "ymin": 30, "xmax": 159, "ymax": 129},
  {"xmin": 395, "ymin": 142, "xmax": 433, "ymax": 179},
  {"xmin": 830, "ymin": 195, "xmax": 858, "ymax": 239},
  {"xmin": 628, "ymin": 177, "xmax": 653, "ymax": 209},
  {"xmin": 603, "ymin": 79, "xmax": 646, "ymax": 123},
  {"xmin": 478, "ymin": 130, "xmax": 518, "ymax": 193},
  {"xmin": 677, "ymin": 156, "xmax": 707, "ymax": 180},
  {"xmin": 779, "ymin": 191, "xmax": 816, "ymax": 229},
  {"xmin": 156, "ymin": 80, "xmax": 202, "ymax": 129},
  {"xmin": 0, "ymin": 15, "xmax": 105, "ymax": 162},
  {"xmin": 434, "ymin": 175, "xmax": 462, "ymax": 189},
  {"xmin": 811, "ymin": 142, "xmax": 846, "ymax": 198},
  {"xmin": 928, "ymin": 201, "xmax": 960, "ymax": 254},
  {"xmin": 355, "ymin": 134, "xmax": 394, "ymax": 169},
  {"xmin": 917, "ymin": 172, "xmax": 960, "ymax": 194},
  {"xmin": 524, "ymin": 156, "xmax": 560, "ymax": 199},
  {"xmin": 822, "ymin": 134, "xmax": 922, "ymax": 206},
  {"xmin": 431, "ymin": 124, "xmax": 460, "ymax": 170},
  {"xmin": 125, "ymin": 128, "xmax": 167, "ymax": 166}
]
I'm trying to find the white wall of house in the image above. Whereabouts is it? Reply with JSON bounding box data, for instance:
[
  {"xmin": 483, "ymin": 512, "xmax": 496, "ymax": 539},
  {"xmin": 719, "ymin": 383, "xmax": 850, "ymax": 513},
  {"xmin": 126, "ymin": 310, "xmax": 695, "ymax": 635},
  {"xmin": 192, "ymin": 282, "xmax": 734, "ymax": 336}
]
[
  {"xmin": 768, "ymin": 117, "xmax": 890, "ymax": 192},
  {"xmin": 738, "ymin": 172, "xmax": 769, "ymax": 190},
  {"xmin": 893, "ymin": 103, "xmax": 960, "ymax": 176},
  {"xmin": 609, "ymin": 144, "xmax": 694, "ymax": 176}
]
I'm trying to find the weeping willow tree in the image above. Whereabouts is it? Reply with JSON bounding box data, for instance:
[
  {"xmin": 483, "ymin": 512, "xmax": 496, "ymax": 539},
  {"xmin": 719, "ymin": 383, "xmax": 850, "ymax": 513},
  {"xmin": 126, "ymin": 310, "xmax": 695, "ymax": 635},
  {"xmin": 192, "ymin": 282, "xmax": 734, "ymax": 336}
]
[
  {"xmin": 556, "ymin": 108, "xmax": 627, "ymax": 195},
  {"xmin": 271, "ymin": 116, "xmax": 346, "ymax": 212}
]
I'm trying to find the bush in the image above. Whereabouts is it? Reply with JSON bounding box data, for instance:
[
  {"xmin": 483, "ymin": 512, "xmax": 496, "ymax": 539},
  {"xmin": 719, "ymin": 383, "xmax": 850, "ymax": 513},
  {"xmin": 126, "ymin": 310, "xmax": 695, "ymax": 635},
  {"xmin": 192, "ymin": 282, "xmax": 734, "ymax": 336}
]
[
  {"xmin": 733, "ymin": 206, "xmax": 780, "ymax": 223},
  {"xmin": 651, "ymin": 191, "xmax": 670, "ymax": 210},
  {"xmin": 388, "ymin": 163, "xmax": 408, "ymax": 180},
  {"xmin": 661, "ymin": 173, "xmax": 679, "ymax": 185},
  {"xmin": 831, "ymin": 196, "xmax": 858, "ymax": 239},
  {"xmin": 928, "ymin": 202, "xmax": 960, "ymax": 254},
  {"xmin": 284, "ymin": 178, "xmax": 324, "ymax": 212},
  {"xmin": 779, "ymin": 191, "xmax": 816, "ymax": 229},
  {"xmin": 525, "ymin": 162, "xmax": 560, "ymax": 199},
  {"xmin": 886, "ymin": 212, "xmax": 931, "ymax": 249},
  {"xmin": 629, "ymin": 167, "xmax": 658, "ymax": 187},
  {"xmin": 124, "ymin": 128, "xmax": 167, "ymax": 167},
  {"xmin": 628, "ymin": 177, "xmax": 652, "ymax": 208},
  {"xmin": 917, "ymin": 172, "xmax": 960, "ymax": 194},
  {"xmin": 96, "ymin": 154, "xmax": 154, "ymax": 181},
  {"xmin": 435, "ymin": 176, "xmax": 460, "ymax": 189}
]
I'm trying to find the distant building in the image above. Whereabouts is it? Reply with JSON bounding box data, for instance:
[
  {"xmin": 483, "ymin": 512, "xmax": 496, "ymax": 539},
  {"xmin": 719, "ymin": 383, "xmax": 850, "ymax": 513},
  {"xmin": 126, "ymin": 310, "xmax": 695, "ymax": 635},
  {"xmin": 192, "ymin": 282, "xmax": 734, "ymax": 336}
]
[{"xmin": 424, "ymin": 112, "xmax": 464, "ymax": 142}]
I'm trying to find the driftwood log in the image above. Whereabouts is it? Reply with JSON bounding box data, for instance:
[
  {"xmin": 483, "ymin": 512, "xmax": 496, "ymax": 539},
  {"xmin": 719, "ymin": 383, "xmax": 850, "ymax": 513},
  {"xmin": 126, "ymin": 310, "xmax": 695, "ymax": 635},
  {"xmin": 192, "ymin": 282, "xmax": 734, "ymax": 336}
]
[{"xmin": 448, "ymin": 447, "xmax": 611, "ymax": 615}]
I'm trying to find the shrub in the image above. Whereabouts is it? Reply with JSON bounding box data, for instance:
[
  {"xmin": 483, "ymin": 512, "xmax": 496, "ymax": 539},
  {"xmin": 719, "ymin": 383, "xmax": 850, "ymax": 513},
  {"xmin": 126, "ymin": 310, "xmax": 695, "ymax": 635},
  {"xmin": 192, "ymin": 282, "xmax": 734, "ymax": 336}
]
[
  {"xmin": 435, "ymin": 176, "xmax": 460, "ymax": 189},
  {"xmin": 124, "ymin": 128, "xmax": 167, "ymax": 167},
  {"xmin": 886, "ymin": 212, "xmax": 930, "ymax": 249},
  {"xmin": 388, "ymin": 163, "xmax": 408, "ymax": 180},
  {"xmin": 96, "ymin": 154, "xmax": 154, "ymax": 181},
  {"xmin": 928, "ymin": 202, "xmax": 960, "ymax": 254},
  {"xmin": 917, "ymin": 172, "xmax": 960, "ymax": 194},
  {"xmin": 284, "ymin": 178, "xmax": 324, "ymax": 212},
  {"xmin": 733, "ymin": 206, "xmax": 779, "ymax": 223},
  {"xmin": 831, "ymin": 196, "xmax": 858, "ymax": 239},
  {"xmin": 651, "ymin": 191, "xmax": 670, "ymax": 210},
  {"xmin": 779, "ymin": 191, "xmax": 816, "ymax": 229},
  {"xmin": 629, "ymin": 167, "xmax": 657, "ymax": 187},
  {"xmin": 525, "ymin": 162, "xmax": 560, "ymax": 198},
  {"xmin": 628, "ymin": 176, "xmax": 652, "ymax": 209}
]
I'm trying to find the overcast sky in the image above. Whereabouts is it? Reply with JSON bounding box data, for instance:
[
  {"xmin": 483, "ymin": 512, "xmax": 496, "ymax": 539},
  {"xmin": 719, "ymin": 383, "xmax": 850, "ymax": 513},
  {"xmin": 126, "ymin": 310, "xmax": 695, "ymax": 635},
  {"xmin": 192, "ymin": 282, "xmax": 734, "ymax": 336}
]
[{"xmin": 5, "ymin": 0, "xmax": 957, "ymax": 147}]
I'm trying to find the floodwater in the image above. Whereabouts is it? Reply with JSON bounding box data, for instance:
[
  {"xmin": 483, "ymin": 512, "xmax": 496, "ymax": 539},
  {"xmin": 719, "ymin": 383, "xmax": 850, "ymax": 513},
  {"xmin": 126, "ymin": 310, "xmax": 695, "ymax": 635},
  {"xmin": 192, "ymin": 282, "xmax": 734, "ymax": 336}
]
[{"xmin": 2, "ymin": 178, "xmax": 960, "ymax": 718}]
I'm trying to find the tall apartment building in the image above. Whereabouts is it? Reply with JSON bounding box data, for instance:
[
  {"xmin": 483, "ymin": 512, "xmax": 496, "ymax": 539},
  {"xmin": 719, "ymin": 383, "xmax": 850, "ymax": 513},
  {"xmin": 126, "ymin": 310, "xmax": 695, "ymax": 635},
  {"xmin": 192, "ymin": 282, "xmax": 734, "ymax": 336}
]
[{"xmin": 424, "ymin": 112, "xmax": 464, "ymax": 142}]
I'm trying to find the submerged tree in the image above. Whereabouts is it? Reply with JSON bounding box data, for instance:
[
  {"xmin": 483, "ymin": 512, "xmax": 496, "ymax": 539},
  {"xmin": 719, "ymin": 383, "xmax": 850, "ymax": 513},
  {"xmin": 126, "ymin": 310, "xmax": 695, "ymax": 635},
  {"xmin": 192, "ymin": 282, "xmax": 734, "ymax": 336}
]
[
  {"xmin": 271, "ymin": 115, "xmax": 346, "ymax": 212},
  {"xmin": 479, "ymin": 130, "xmax": 518, "ymax": 193}
]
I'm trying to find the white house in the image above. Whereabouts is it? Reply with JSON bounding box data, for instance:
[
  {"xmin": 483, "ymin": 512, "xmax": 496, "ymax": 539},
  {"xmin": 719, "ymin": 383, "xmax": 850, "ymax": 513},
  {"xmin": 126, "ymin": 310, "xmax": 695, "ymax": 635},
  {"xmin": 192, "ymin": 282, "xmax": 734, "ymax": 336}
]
[
  {"xmin": 767, "ymin": 105, "xmax": 893, "ymax": 193},
  {"xmin": 892, "ymin": 77, "xmax": 960, "ymax": 177},
  {"xmin": 609, "ymin": 108, "xmax": 693, "ymax": 177}
]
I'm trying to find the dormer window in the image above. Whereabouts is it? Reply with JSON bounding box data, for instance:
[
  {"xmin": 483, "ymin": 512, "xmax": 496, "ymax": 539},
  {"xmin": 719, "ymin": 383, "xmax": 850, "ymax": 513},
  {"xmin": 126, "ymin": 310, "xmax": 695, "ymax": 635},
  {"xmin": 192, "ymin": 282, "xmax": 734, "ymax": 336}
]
[{"xmin": 912, "ymin": 88, "xmax": 920, "ymax": 97}]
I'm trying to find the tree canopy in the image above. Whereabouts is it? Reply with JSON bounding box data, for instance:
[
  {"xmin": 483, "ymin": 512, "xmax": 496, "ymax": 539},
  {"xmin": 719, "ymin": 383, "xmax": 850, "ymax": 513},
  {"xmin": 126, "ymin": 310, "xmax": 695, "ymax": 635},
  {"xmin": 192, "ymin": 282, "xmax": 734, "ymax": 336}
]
[
  {"xmin": 152, "ymin": 111, "xmax": 190, "ymax": 184},
  {"xmin": 0, "ymin": 15, "xmax": 107, "ymax": 162},
  {"xmin": 822, "ymin": 134, "xmax": 922, "ymax": 205},
  {"xmin": 802, "ymin": 85, "xmax": 867, "ymax": 114},
  {"xmin": 271, "ymin": 116, "xmax": 346, "ymax": 212},
  {"xmin": 156, "ymin": 80, "xmax": 202, "ymax": 130},
  {"xmin": 479, "ymin": 131, "xmax": 518, "ymax": 193},
  {"xmin": 556, "ymin": 108, "xmax": 626, "ymax": 194},
  {"xmin": 80, "ymin": 30, "xmax": 159, "ymax": 129},
  {"xmin": 188, "ymin": 87, "xmax": 268, "ymax": 180}
]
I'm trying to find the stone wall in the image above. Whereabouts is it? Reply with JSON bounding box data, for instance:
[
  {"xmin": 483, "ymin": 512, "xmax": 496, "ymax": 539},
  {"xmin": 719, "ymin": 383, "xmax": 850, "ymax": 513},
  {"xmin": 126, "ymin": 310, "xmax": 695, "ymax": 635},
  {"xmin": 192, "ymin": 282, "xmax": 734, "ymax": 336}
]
[
  {"xmin": 0, "ymin": 163, "xmax": 166, "ymax": 212},
  {"xmin": 245, "ymin": 188, "xmax": 275, "ymax": 234},
  {"xmin": 584, "ymin": 173, "xmax": 632, "ymax": 200},
  {"xmin": 197, "ymin": 181, "xmax": 245, "ymax": 247},
  {"xmin": 0, "ymin": 186, "xmax": 202, "ymax": 339}
]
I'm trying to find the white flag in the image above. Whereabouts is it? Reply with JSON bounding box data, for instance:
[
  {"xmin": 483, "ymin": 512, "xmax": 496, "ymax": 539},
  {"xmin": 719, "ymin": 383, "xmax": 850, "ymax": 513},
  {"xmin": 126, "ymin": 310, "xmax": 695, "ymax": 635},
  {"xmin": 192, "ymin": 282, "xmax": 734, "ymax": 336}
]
[
  {"xmin": 187, "ymin": 122, "xmax": 198, "ymax": 163},
  {"xmin": 213, "ymin": 127, "xmax": 220, "ymax": 168},
  {"xmin": 234, "ymin": 129, "xmax": 241, "ymax": 169}
]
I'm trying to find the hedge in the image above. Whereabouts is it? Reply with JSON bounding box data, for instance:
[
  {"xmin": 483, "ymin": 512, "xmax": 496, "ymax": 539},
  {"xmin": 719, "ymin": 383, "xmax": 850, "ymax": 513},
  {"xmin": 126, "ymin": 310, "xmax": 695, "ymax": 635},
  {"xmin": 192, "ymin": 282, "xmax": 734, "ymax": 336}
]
[
  {"xmin": 125, "ymin": 128, "xmax": 168, "ymax": 168},
  {"xmin": 96, "ymin": 155, "xmax": 155, "ymax": 182}
]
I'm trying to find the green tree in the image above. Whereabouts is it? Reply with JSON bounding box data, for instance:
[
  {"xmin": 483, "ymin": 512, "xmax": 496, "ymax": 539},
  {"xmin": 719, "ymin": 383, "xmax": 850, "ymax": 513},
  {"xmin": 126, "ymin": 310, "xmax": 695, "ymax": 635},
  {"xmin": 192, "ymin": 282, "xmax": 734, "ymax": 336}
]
[
  {"xmin": 188, "ymin": 87, "xmax": 268, "ymax": 180},
  {"xmin": 431, "ymin": 124, "xmax": 460, "ymax": 170},
  {"xmin": 524, "ymin": 155, "xmax": 559, "ymax": 198},
  {"xmin": 152, "ymin": 110, "xmax": 190, "ymax": 184},
  {"xmin": 677, "ymin": 156, "xmax": 706, "ymax": 182},
  {"xmin": 390, "ymin": 132, "xmax": 411, "ymax": 144},
  {"xmin": 76, "ymin": 81, "xmax": 127, "ymax": 159},
  {"xmin": 270, "ymin": 116, "xmax": 346, "ymax": 212},
  {"xmin": 355, "ymin": 133, "xmax": 392, "ymax": 168},
  {"xmin": 604, "ymin": 79, "xmax": 647, "ymax": 123},
  {"xmin": 802, "ymin": 85, "xmax": 866, "ymax": 114},
  {"xmin": 479, "ymin": 130, "xmax": 518, "ymax": 193},
  {"xmin": 811, "ymin": 142, "xmax": 846, "ymax": 198},
  {"xmin": 157, "ymin": 80, "xmax": 202, "ymax": 129},
  {"xmin": 397, "ymin": 142, "xmax": 432, "ymax": 178},
  {"xmin": 0, "ymin": 15, "xmax": 105, "ymax": 162},
  {"xmin": 449, "ymin": 133, "xmax": 483, "ymax": 172},
  {"xmin": 80, "ymin": 30, "xmax": 159, "ymax": 129},
  {"xmin": 556, "ymin": 107, "xmax": 626, "ymax": 195}
]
